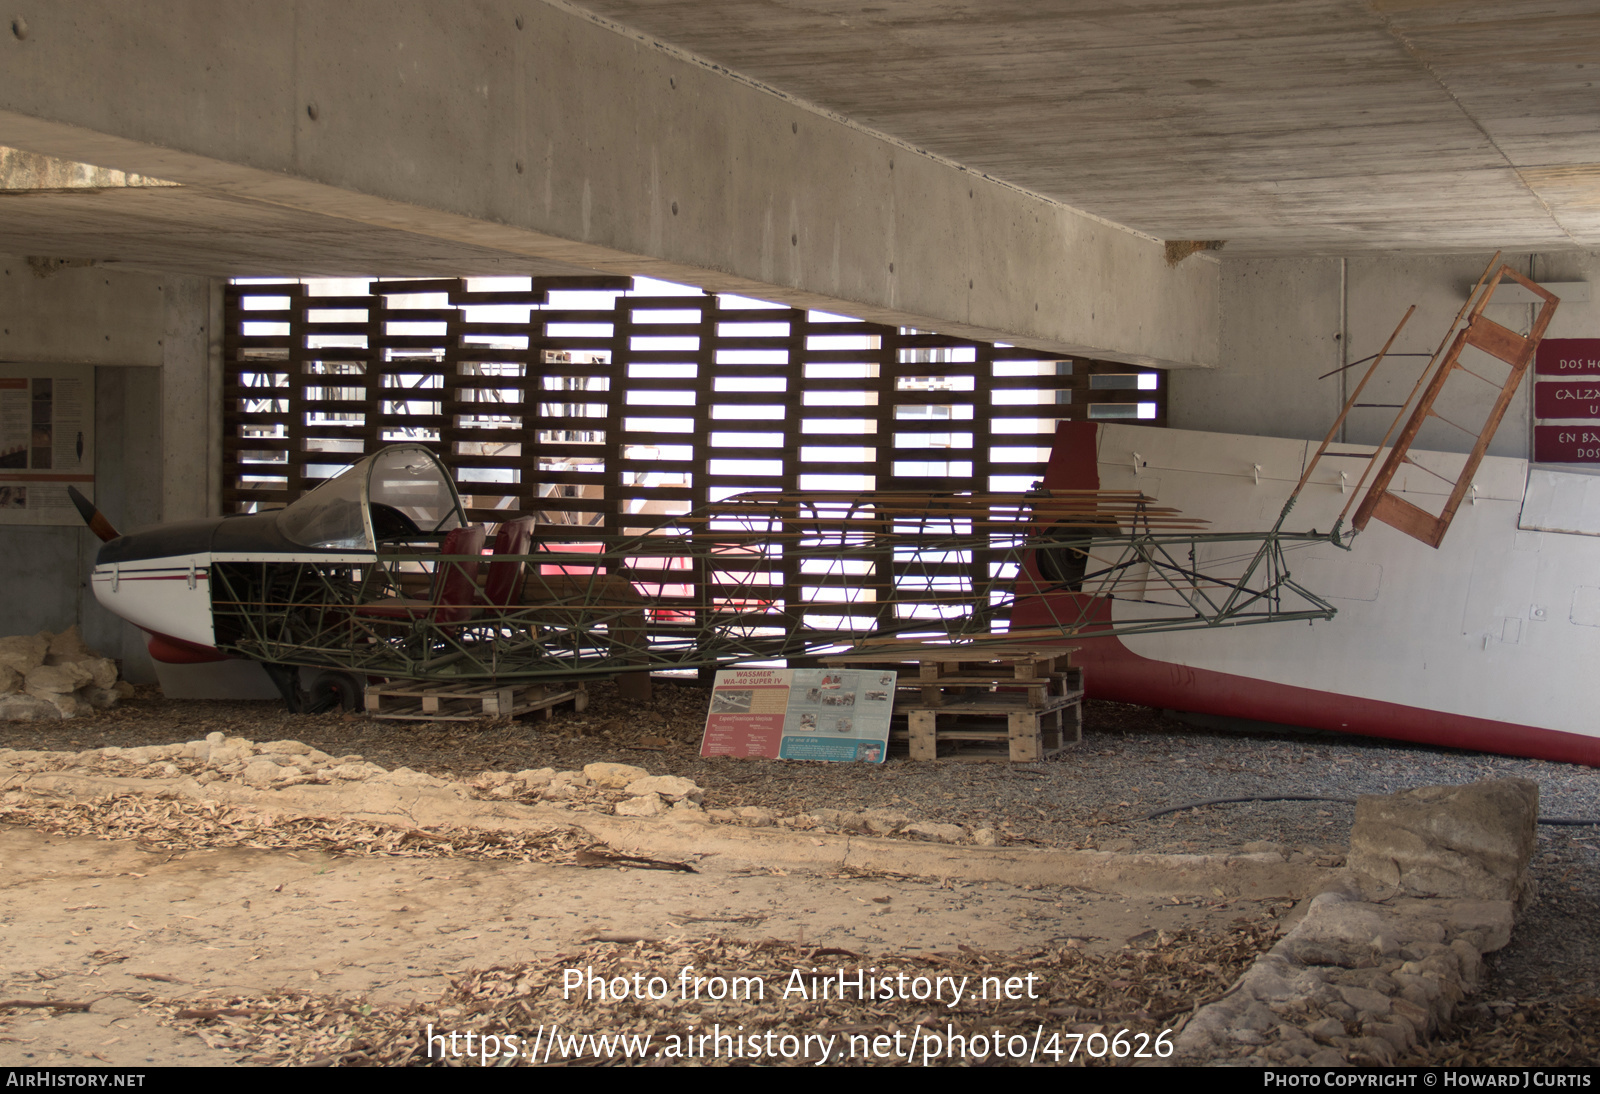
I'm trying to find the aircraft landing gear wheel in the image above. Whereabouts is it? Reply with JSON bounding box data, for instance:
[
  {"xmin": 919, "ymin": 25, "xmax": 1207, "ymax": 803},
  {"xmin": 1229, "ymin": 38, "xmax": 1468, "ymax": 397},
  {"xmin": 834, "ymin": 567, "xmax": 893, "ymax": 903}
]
[{"xmin": 306, "ymin": 670, "xmax": 364, "ymax": 713}]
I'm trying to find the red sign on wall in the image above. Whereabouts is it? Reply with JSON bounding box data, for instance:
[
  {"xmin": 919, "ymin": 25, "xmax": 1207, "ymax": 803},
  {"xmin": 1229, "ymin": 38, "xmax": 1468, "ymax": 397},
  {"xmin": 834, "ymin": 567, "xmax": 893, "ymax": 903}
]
[
  {"xmin": 1535, "ymin": 381, "xmax": 1600, "ymax": 420},
  {"xmin": 1535, "ymin": 338, "xmax": 1600, "ymax": 376},
  {"xmin": 1535, "ymin": 425, "xmax": 1600, "ymax": 464}
]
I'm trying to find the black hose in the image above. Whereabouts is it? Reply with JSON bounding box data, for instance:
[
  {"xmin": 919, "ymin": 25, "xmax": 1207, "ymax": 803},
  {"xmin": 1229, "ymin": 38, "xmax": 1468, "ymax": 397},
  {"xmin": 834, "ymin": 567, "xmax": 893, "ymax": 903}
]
[
  {"xmin": 1143, "ymin": 795, "xmax": 1353, "ymax": 820},
  {"xmin": 1143, "ymin": 795, "xmax": 1600, "ymax": 827}
]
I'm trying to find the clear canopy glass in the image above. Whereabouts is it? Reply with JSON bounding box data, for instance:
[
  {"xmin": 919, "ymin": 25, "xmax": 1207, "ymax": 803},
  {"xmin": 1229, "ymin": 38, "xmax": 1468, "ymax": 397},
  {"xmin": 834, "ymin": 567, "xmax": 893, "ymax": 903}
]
[{"xmin": 277, "ymin": 445, "xmax": 465, "ymax": 550}]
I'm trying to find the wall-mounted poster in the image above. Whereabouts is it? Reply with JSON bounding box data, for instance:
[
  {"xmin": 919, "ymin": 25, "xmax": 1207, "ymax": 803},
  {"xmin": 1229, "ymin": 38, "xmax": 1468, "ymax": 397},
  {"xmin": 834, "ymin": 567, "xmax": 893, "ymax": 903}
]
[
  {"xmin": 0, "ymin": 365, "xmax": 94, "ymax": 525},
  {"xmin": 700, "ymin": 667, "xmax": 894, "ymax": 763},
  {"xmin": 1534, "ymin": 339, "xmax": 1600, "ymax": 465}
]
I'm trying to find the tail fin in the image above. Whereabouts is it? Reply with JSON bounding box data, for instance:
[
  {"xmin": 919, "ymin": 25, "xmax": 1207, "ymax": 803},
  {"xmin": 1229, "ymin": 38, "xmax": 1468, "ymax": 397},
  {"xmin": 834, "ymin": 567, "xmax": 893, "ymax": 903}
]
[{"xmin": 67, "ymin": 486, "xmax": 120, "ymax": 542}]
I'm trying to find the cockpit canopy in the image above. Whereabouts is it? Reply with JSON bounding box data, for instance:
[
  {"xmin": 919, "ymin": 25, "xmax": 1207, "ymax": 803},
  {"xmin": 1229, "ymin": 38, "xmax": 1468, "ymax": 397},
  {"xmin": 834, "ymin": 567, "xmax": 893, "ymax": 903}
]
[{"xmin": 276, "ymin": 445, "xmax": 466, "ymax": 551}]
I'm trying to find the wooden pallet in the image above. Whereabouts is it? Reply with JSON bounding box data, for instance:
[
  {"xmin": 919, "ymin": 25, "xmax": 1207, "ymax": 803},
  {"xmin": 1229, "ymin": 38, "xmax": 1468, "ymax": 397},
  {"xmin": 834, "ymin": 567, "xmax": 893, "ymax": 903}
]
[
  {"xmin": 364, "ymin": 680, "xmax": 589, "ymax": 721},
  {"xmin": 895, "ymin": 694, "xmax": 1083, "ymax": 762},
  {"xmin": 824, "ymin": 638, "xmax": 1083, "ymax": 761}
]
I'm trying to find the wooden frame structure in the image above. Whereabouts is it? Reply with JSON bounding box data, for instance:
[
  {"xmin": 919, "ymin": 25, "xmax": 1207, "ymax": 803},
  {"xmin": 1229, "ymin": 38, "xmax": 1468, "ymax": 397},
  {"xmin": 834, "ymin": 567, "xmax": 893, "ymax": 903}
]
[
  {"xmin": 1350, "ymin": 262, "xmax": 1559, "ymax": 547},
  {"xmin": 222, "ymin": 277, "xmax": 1166, "ymax": 619}
]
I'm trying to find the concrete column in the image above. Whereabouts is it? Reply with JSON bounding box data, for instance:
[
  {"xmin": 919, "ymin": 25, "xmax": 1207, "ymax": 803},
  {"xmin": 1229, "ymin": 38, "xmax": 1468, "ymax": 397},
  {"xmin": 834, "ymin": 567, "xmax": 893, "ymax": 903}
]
[
  {"xmin": 0, "ymin": 255, "xmax": 192, "ymax": 681},
  {"xmin": 160, "ymin": 276, "xmax": 224, "ymax": 521}
]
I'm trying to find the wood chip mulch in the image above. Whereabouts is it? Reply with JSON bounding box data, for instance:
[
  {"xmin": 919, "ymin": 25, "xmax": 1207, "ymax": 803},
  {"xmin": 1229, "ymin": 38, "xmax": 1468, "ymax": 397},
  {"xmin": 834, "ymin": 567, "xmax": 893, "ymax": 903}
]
[
  {"xmin": 0, "ymin": 792, "xmax": 681, "ymax": 870},
  {"xmin": 147, "ymin": 923, "xmax": 1281, "ymax": 1067}
]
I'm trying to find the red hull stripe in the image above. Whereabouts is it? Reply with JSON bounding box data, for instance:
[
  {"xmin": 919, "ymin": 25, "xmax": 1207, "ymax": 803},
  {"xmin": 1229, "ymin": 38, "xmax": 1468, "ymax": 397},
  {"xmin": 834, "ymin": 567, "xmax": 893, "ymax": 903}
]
[
  {"xmin": 146, "ymin": 631, "xmax": 229, "ymax": 665},
  {"xmin": 1074, "ymin": 635, "xmax": 1600, "ymax": 767}
]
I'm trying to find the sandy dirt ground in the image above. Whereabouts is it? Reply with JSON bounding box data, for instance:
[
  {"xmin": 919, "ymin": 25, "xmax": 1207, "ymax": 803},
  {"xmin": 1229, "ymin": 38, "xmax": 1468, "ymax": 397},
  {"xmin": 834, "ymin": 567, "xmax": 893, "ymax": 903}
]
[{"xmin": 0, "ymin": 820, "xmax": 1282, "ymax": 1067}]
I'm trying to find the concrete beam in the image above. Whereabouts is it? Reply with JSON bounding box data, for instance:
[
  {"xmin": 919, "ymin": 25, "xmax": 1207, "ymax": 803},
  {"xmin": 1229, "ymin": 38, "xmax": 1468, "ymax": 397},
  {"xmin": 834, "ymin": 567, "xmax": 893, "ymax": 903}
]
[{"xmin": 0, "ymin": 1, "xmax": 1217, "ymax": 368}]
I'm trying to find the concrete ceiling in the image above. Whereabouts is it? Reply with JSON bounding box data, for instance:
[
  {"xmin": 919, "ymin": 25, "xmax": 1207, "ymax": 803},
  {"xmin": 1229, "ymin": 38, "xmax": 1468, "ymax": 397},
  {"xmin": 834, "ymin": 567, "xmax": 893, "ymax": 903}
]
[
  {"xmin": 0, "ymin": 0, "xmax": 1591, "ymax": 361},
  {"xmin": 570, "ymin": 0, "xmax": 1600, "ymax": 255}
]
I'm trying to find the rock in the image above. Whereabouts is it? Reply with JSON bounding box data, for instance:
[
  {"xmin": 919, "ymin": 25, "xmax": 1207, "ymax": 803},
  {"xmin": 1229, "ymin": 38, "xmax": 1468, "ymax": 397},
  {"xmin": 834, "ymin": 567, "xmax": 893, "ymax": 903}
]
[
  {"xmin": 615, "ymin": 793, "xmax": 664, "ymax": 817},
  {"xmin": 0, "ymin": 693, "xmax": 62, "ymax": 721},
  {"xmin": 0, "ymin": 634, "xmax": 49, "ymax": 675},
  {"xmin": 1363, "ymin": 1019, "xmax": 1414, "ymax": 1054},
  {"xmin": 670, "ymin": 801, "xmax": 708, "ymax": 823},
  {"xmin": 1389, "ymin": 997, "xmax": 1433, "ymax": 1037},
  {"xmin": 83, "ymin": 687, "xmax": 121, "ymax": 711},
  {"xmin": 79, "ymin": 657, "xmax": 118, "ymax": 689},
  {"xmin": 46, "ymin": 626, "xmax": 96, "ymax": 661},
  {"xmin": 903, "ymin": 822, "xmax": 967, "ymax": 844},
  {"xmin": 971, "ymin": 828, "xmax": 998, "ymax": 847},
  {"xmin": 1450, "ymin": 939, "xmax": 1484, "ymax": 989},
  {"xmin": 1337, "ymin": 984, "xmax": 1391, "ymax": 1015},
  {"xmin": 1348, "ymin": 1035, "xmax": 1395, "ymax": 1066},
  {"xmin": 583, "ymin": 762, "xmax": 650, "ymax": 789},
  {"xmin": 623, "ymin": 775, "xmax": 701, "ymax": 802},
  {"xmin": 0, "ymin": 665, "xmax": 20, "ymax": 696},
  {"xmin": 378, "ymin": 766, "xmax": 449, "ymax": 788},
  {"xmin": 735, "ymin": 806, "xmax": 774, "ymax": 827},
  {"xmin": 1308, "ymin": 1018, "xmax": 1345, "ymax": 1044},
  {"xmin": 515, "ymin": 768, "xmax": 556, "ymax": 788},
  {"xmin": 257, "ymin": 739, "xmax": 312, "ymax": 756},
  {"xmin": 326, "ymin": 762, "xmax": 384, "ymax": 781},
  {"xmin": 1347, "ymin": 778, "xmax": 1538, "ymax": 904},
  {"xmin": 242, "ymin": 760, "xmax": 285, "ymax": 787},
  {"xmin": 43, "ymin": 691, "xmax": 89, "ymax": 718},
  {"xmin": 859, "ymin": 808, "xmax": 909, "ymax": 835},
  {"xmin": 470, "ymin": 772, "xmax": 515, "ymax": 790},
  {"xmin": 24, "ymin": 662, "xmax": 93, "ymax": 694}
]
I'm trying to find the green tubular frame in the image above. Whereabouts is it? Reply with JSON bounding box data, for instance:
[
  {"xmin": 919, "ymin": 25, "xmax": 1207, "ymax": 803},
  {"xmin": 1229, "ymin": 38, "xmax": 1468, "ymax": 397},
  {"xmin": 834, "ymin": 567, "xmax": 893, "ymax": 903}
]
[{"xmin": 208, "ymin": 495, "xmax": 1342, "ymax": 681}]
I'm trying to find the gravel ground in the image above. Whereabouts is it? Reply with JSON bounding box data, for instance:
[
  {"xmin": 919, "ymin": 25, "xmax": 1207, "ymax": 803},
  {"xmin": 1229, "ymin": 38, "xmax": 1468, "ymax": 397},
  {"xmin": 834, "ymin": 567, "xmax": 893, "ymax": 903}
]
[{"xmin": 6, "ymin": 681, "xmax": 1600, "ymax": 1062}]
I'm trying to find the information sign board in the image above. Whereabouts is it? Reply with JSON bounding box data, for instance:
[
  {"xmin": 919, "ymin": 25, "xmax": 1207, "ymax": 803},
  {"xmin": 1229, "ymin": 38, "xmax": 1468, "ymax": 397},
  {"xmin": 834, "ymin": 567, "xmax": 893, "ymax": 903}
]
[{"xmin": 700, "ymin": 667, "xmax": 895, "ymax": 762}]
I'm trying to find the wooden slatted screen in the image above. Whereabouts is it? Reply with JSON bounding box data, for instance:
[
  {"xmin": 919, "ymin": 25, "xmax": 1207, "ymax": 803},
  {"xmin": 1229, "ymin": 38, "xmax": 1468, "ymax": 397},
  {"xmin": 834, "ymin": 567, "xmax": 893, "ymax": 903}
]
[{"xmin": 223, "ymin": 277, "xmax": 1165, "ymax": 532}]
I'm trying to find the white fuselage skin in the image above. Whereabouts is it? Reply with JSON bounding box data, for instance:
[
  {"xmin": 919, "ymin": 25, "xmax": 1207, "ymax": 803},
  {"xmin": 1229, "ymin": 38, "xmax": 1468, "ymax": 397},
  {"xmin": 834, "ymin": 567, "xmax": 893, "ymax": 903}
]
[
  {"xmin": 90, "ymin": 551, "xmax": 374, "ymax": 650},
  {"xmin": 1092, "ymin": 423, "xmax": 1600, "ymax": 740}
]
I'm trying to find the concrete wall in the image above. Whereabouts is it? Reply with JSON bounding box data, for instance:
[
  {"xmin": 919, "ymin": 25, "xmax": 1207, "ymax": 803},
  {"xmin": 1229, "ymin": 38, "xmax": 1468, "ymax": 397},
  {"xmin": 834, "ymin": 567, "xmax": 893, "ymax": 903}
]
[
  {"xmin": 0, "ymin": 257, "xmax": 221, "ymax": 682},
  {"xmin": 1173, "ymin": 251, "xmax": 1600, "ymax": 461}
]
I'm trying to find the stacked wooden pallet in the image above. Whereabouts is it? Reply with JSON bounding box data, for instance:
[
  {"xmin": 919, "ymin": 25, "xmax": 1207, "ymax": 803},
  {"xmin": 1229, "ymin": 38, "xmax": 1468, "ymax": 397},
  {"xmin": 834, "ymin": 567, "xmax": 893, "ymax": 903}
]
[
  {"xmin": 822, "ymin": 639, "xmax": 1083, "ymax": 762},
  {"xmin": 364, "ymin": 679, "xmax": 588, "ymax": 722}
]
